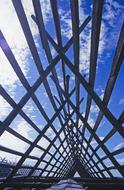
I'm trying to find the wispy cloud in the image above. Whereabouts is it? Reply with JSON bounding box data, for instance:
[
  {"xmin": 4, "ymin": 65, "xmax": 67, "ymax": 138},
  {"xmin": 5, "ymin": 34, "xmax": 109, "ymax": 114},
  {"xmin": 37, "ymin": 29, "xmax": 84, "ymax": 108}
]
[
  {"xmin": 15, "ymin": 119, "xmax": 38, "ymax": 141},
  {"xmin": 88, "ymin": 116, "xmax": 95, "ymax": 128},
  {"xmin": 0, "ymin": 118, "xmax": 40, "ymax": 162},
  {"xmin": 113, "ymin": 142, "xmax": 124, "ymax": 151},
  {"xmin": 98, "ymin": 0, "xmax": 124, "ymax": 61},
  {"xmin": 116, "ymin": 158, "xmax": 124, "ymax": 165},
  {"xmin": 90, "ymin": 104, "xmax": 99, "ymax": 114},
  {"xmin": 0, "ymin": 0, "xmax": 31, "ymax": 123},
  {"xmin": 0, "ymin": 95, "xmax": 12, "ymax": 121},
  {"xmin": 58, "ymin": 1, "xmax": 91, "ymax": 75},
  {"xmin": 59, "ymin": 8, "xmax": 72, "ymax": 39},
  {"xmin": 59, "ymin": 0, "xmax": 124, "ymax": 78},
  {"xmin": 119, "ymin": 99, "xmax": 124, "ymax": 105},
  {"xmin": 96, "ymin": 87, "xmax": 105, "ymax": 100},
  {"xmin": 30, "ymin": 147, "xmax": 44, "ymax": 158},
  {"xmin": 37, "ymin": 137, "xmax": 50, "ymax": 149},
  {"xmin": 0, "ymin": 131, "xmax": 29, "ymax": 160},
  {"xmin": 0, "ymin": 0, "xmax": 124, "ymax": 170},
  {"xmin": 0, "ymin": 0, "xmax": 51, "ymax": 122}
]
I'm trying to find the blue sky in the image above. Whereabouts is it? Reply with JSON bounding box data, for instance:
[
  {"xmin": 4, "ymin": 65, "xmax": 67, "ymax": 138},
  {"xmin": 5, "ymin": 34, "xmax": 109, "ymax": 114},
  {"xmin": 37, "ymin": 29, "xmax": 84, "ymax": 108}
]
[{"xmin": 0, "ymin": 0, "xmax": 124, "ymax": 177}]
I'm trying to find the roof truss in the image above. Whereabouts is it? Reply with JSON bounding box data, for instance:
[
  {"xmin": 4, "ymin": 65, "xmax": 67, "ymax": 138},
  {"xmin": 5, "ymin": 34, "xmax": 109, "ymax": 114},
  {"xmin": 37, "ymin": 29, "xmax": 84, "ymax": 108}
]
[{"xmin": 0, "ymin": 0, "xmax": 124, "ymax": 185}]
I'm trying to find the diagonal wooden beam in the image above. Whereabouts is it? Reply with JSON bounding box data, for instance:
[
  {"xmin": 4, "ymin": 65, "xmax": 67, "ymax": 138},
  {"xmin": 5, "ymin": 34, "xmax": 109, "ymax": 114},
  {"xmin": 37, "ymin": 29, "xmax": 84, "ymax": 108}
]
[
  {"xmin": 50, "ymin": 0, "xmax": 66, "ymax": 92},
  {"xmin": 83, "ymin": 21, "xmax": 124, "ymax": 160},
  {"xmin": 0, "ymin": 31, "xmax": 60, "ymax": 135},
  {"xmin": 27, "ymin": 109, "xmax": 76, "ymax": 177},
  {"xmin": 32, "ymin": 0, "xmax": 72, "ymax": 162},
  {"xmin": 6, "ymin": 100, "xmax": 68, "ymax": 179},
  {"xmin": 70, "ymin": 0, "xmax": 80, "ymax": 128},
  {"xmin": 118, "ymin": 111, "xmax": 124, "ymax": 124},
  {"xmin": 83, "ymin": 0, "xmax": 104, "ymax": 147},
  {"xmin": 0, "ymin": 59, "xmax": 57, "ymax": 136},
  {"xmin": 12, "ymin": 0, "xmax": 68, "ymax": 133},
  {"xmin": 51, "ymin": 79, "xmax": 111, "ymax": 178},
  {"xmin": 46, "ymin": 33, "xmax": 124, "ymax": 139},
  {"xmin": 32, "ymin": 0, "xmax": 69, "ymax": 121},
  {"xmin": 66, "ymin": 75, "xmax": 71, "ymax": 114},
  {"xmin": 30, "ymin": 90, "xmax": 84, "ymax": 177},
  {"xmin": 66, "ymin": 120, "xmax": 108, "ymax": 178},
  {"xmin": 6, "ymin": 87, "xmax": 75, "ymax": 179},
  {"xmin": 0, "ymin": 85, "xmax": 41, "ymax": 134},
  {"xmin": 31, "ymin": 14, "xmax": 91, "ymax": 64},
  {"xmin": 45, "ymin": 139, "xmax": 73, "ymax": 177},
  {"xmin": 59, "ymin": 85, "xmax": 124, "ymax": 176}
]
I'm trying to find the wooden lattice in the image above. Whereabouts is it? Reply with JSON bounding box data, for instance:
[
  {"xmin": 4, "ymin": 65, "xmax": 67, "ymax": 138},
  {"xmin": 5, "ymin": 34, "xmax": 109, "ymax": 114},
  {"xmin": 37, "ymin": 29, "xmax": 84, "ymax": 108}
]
[{"xmin": 0, "ymin": 0, "xmax": 124, "ymax": 184}]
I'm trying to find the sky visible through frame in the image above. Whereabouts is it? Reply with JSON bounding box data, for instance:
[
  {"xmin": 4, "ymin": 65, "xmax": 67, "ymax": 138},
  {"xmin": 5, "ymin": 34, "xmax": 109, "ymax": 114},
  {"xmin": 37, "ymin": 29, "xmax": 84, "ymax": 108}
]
[{"xmin": 0, "ymin": 0, "xmax": 124, "ymax": 177}]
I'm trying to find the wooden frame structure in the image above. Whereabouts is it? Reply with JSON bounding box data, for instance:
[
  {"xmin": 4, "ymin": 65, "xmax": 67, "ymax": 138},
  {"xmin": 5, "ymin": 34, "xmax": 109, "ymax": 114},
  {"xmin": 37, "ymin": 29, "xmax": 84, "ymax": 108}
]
[{"xmin": 0, "ymin": 0, "xmax": 124, "ymax": 188}]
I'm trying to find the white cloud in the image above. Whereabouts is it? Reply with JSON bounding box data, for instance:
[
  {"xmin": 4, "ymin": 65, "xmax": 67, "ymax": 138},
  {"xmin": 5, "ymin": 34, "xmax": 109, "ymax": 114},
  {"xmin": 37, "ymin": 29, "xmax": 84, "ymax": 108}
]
[
  {"xmin": 77, "ymin": 112, "xmax": 95, "ymax": 129},
  {"xmin": 113, "ymin": 142, "xmax": 124, "ymax": 151},
  {"xmin": 79, "ymin": 0, "xmax": 124, "ymax": 76},
  {"xmin": 0, "ymin": 0, "xmax": 124, "ymax": 169},
  {"xmin": 23, "ymin": 99, "xmax": 39, "ymax": 117},
  {"xmin": 0, "ymin": 0, "xmax": 30, "ymax": 123},
  {"xmin": 38, "ymin": 161, "xmax": 47, "ymax": 169},
  {"xmin": 0, "ymin": 49, "xmax": 19, "ymax": 88},
  {"xmin": 116, "ymin": 158, "xmax": 124, "ymax": 165},
  {"xmin": 90, "ymin": 136, "xmax": 104, "ymax": 148},
  {"xmin": 59, "ymin": 2, "xmax": 91, "ymax": 76},
  {"xmin": 59, "ymin": 0, "xmax": 124, "ymax": 78},
  {"xmin": 59, "ymin": 146, "xmax": 64, "ymax": 154},
  {"xmin": 43, "ymin": 91, "xmax": 49, "ymax": 98},
  {"xmin": 99, "ymin": 136, "xmax": 104, "ymax": 141},
  {"xmin": 96, "ymin": 87, "xmax": 105, "ymax": 100},
  {"xmin": 37, "ymin": 137, "xmax": 50, "ymax": 149},
  {"xmin": 100, "ymin": 89, "xmax": 105, "ymax": 100},
  {"xmin": 60, "ymin": 81, "xmax": 64, "ymax": 89},
  {"xmin": 88, "ymin": 116, "xmax": 95, "ymax": 128},
  {"xmin": 22, "ymin": 0, "xmax": 51, "ymax": 35},
  {"xmin": 15, "ymin": 120, "xmax": 38, "ymax": 141},
  {"xmin": 90, "ymin": 104, "xmax": 99, "ymax": 114},
  {"xmin": 59, "ymin": 9, "xmax": 72, "ymax": 39},
  {"xmin": 0, "ymin": 95, "xmax": 13, "ymax": 121},
  {"xmin": 0, "ymin": 119, "xmax": 39, "ymax": 162},
  {"xmin": 59, "ymin": 0, "xmax": 88, "ymax": 40},
  {"xmin": 119, "ymin": 99, "xmax": 124, "ymax": 105},
  {"xmin": 83, "ymin": 141, "xmax": 87, "ymax": 148},
  {"xmin": 30, "ymin": 147, "xmax": 44, "ymax": 158},
  {"xmin": 0, "ymin": 131, "xmax": 29, "ymax": 153},
  {"xmin": 0, "ymin": 0, "xmax": 30, "ymax": 79},
  {"xmin": 0, "ymin": 0, "xmax": 51, "ymax": 121},
  {"xmin": 91, "ymin": 139, "xmax": 97, "ymax": 146},
  {"xmin": 23, "ymin": 158, "xmax": 37, "ymax": 167},
  {"xmin": 0, "ymin": 151, "xmax": 20, "ymax": 164},
  {"xmin": 60, "ymin": 131, "xmax": 65, "ymax": 141},
  {"xmin": 99, "ymin": 0, "xmax": 124, "ymax": 59},
  {"xmin": 40, "ymin": 0, "xmax": 51, "ymax": 23},
  {"xmin": 79, "ymin": 0, "xmax": 89, "ymax": 23},
  {"xmin": 45, "ymin": 128, "xmax": 56, "ymax": 140}
]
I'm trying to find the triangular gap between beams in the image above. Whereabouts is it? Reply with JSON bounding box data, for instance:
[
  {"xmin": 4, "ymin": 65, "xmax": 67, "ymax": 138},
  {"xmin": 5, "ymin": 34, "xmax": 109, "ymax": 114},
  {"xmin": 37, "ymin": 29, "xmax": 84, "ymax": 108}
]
[{"xmin": 73, "ymin": 171, "xmax": 81, "ymax": 177}]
